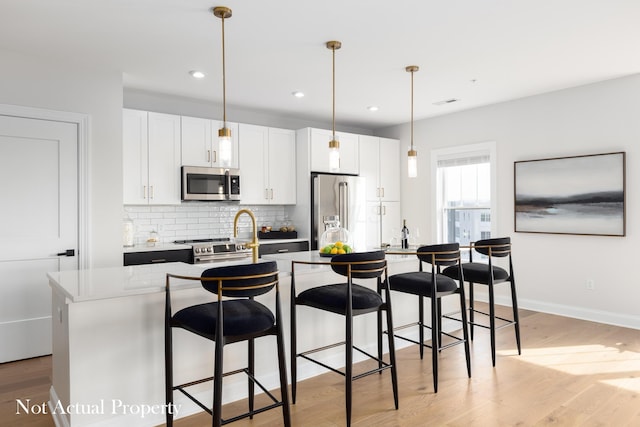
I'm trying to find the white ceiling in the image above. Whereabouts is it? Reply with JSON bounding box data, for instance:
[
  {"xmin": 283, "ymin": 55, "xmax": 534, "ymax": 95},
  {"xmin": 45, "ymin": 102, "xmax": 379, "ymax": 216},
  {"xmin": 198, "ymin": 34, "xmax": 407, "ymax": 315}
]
[{"xmin": 3, "ymin": 0, "xmax": 640, "ymax": 130}]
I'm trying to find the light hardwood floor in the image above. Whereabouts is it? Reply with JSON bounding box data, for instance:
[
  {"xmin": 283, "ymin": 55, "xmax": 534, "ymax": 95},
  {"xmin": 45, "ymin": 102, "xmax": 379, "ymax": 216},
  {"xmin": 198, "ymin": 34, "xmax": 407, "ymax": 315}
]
[{"xmin": 2, "ymin": 305, "xmax": 639, "ymax": 426}]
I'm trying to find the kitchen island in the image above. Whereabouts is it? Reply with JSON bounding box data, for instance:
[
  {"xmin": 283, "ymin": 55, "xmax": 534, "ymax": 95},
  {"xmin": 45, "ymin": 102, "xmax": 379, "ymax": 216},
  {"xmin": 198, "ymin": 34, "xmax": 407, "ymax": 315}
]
[{"xmin": 47, "ymin": 252, "xmax": 418, "ymax": 426}]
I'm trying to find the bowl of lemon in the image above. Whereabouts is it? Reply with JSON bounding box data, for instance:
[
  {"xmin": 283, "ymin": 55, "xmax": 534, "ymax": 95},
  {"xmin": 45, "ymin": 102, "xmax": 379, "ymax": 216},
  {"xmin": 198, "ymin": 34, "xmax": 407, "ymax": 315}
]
[{"xmin": 319, "ymin": 241, "xmax": 353, "ymax": 257}]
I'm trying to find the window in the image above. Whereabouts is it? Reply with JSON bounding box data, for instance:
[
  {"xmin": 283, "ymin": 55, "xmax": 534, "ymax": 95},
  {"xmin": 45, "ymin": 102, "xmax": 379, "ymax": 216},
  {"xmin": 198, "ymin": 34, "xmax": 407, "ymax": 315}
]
[{"xmin": 431, "ymin": 142, "xmax": 496, "ymax": 245}]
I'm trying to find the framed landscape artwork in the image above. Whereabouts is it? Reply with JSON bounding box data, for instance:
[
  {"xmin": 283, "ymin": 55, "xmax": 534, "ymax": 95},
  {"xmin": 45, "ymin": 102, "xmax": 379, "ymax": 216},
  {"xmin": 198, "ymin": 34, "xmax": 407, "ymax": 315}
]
[{"xmin": 514, "ymin": 152, "xmax": 626, "ymax": 236}]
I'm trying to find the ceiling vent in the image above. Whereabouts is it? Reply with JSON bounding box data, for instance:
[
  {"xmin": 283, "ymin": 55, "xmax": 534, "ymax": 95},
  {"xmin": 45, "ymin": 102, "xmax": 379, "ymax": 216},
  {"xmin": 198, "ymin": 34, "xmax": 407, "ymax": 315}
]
[{"xmin": 433, "ymin": 98, "xmax": 460, "ymax": 106}]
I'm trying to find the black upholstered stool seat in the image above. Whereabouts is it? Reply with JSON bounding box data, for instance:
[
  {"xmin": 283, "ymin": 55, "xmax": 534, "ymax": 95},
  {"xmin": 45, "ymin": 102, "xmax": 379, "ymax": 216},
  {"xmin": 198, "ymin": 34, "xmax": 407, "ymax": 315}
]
[
  {"xmin": 296, "ymin": 283, "xmax": 383, "ymax": 315},
  {"xmin": 389, "ymin": 271, "xmax": 458, "ymax": 297},
  {"xmin": 172, "ymin": 300, "xmax": 275, "ymax": 341},
  {"xmin": 442, "ymin": 262, "xmax": 509, "ymax": 284}
]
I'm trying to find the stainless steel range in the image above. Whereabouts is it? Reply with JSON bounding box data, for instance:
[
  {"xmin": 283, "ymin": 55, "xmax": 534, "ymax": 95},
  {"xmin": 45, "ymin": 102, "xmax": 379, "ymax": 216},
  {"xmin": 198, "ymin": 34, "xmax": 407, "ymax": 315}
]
[{"xmin": 174, "ymin": 238, "xmax": 252, "ymax": 264}]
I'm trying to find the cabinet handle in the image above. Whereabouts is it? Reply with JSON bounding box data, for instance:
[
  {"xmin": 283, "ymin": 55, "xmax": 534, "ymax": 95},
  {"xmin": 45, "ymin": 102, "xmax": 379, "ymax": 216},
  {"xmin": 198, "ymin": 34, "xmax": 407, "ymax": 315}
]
[
  {"xmin": 381, "ymin": 187, "xmax": 385, "ymax": 198},
  {"xmin": 143, "ymin": 186, "xmax": 147, "ymax": 199},
  {"xmin": 150, "ymin": 186, "xmax": 154, "ymax": 200},
  {"xmin": 151, "ymin": 259, "xmax": 166, "ymax": 263},
  {"xmin": 213, "ymin": 150, "xmax": 217, "ymax": 163},
  {"xmin": 207, "ymin": 150, "xmax": 211, "ymax": 163},
  {"xmin": 376, "ymin": 205, "xmax": 381, "ymax": 215},
  {"xmin": 270, "ymin": 188, "xmax": 274, "ymax": 200},
  {"xmin": 277, "ymin": 249, "xmax": 289, "ymax": 253},
  {"xmin": 382, "ymin": 205, "xmax": 386, "ymax": 215}
]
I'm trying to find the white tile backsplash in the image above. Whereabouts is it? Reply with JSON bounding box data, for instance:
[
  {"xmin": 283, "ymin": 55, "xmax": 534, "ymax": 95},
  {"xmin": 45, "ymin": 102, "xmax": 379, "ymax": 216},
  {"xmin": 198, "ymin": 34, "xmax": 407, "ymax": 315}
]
[{"xmin": 124, "ymin": 203, "xmax": 286, "ymax": 244}]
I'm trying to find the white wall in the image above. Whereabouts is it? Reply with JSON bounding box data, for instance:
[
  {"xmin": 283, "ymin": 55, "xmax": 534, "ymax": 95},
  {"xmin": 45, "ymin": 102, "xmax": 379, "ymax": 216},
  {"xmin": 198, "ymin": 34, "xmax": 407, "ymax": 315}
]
[
  {"xmin": 377, "ymin": 74, "xmax": 640, "ymax": 329},
  {"xmin": 0, "ymin": 50, "xmax": 124, "ymax": 267}
]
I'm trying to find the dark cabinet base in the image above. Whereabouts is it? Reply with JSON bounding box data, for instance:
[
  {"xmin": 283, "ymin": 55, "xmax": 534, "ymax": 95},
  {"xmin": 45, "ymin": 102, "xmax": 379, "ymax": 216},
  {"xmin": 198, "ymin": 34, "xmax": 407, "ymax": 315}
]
[
  {"xmin": 259, "ymin": 241, "xmax": 309, "ymax": 256},
  {"xmin": 124, "ymin": 249, "xmax": 192, "ymax": 266}
]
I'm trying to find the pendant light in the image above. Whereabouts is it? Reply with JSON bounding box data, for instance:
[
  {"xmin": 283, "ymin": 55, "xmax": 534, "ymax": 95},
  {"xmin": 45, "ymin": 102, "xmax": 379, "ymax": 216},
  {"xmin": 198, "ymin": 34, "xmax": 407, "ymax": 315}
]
[
  {"xmin": 213, "ymin": 6, "xmax": 233, "ymax": 167},
  {"xmin": 406, "ymin": 65, "xmax": 419, "ymax": 178},
  {"xmin": 327, "ymin": 40, "xmax": 342, "ymax": 172}
]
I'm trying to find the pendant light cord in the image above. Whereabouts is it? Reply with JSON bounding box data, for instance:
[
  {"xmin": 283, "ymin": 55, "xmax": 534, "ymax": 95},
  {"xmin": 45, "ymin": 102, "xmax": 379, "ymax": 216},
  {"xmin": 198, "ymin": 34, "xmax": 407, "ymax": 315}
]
[
  {"xmin": 410, "ymin": 68, "xmax": 414, "ymax": 151},
  {"xmin": 221, "ymin": 15, "xmax": 227, "ymax": 127},
  {"xmin": 332, "ymin": 45, "xmax": 336, "ymax": 139}
]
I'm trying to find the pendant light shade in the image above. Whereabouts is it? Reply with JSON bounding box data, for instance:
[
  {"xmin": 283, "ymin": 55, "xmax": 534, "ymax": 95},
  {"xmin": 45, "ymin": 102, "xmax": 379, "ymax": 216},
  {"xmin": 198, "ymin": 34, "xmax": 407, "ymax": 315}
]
[
  {"xmin": 406, "ymin": 65, "xmax": 419, "ymax": 178},
  {"xmin": 327, "ymin": 40, "xmax": 342, "ymax": 172},
  {"xmin": 214, "ymin": 6, "xmax": 233, "ymax": 167}
]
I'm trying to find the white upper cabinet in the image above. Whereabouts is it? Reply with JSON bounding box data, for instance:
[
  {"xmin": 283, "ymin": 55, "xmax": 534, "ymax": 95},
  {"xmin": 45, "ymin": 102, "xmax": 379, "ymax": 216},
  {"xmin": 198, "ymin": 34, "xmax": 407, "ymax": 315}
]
[
  {"xmin": 378, "ymin": 137, "xmax": 401, "ymax": 201},
  {"xmin": 358, "ymin": 135, "xmax": 400, "ymax": 201},
  {"xmin": 181, "ymin": 116, "xmax": 239, "ymax": 169},
  {"xmin": 123, "ymin": 109, "xmax": 148, "ymax": 205},
  {"xmin": 123, "ymin": 109, "xmax": 182, "ymax": 205},
  {"xmin": 267, "ymin": 127, "xmax": 296, "ymax": 204},
  {"xmin": 307, "ymin": 128, "xmax": 359, "ymax": 174},
  {"xmin": 239, "ymin": 124, "xmax": 296, "ymax": 205}
]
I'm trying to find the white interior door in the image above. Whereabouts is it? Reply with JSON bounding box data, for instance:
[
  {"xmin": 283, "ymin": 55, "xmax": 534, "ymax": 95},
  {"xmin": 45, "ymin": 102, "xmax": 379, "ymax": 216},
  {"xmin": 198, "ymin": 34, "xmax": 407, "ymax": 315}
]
[{"xmin": 0, "ymin": 114, "xmax": 78, "ymax": 362}]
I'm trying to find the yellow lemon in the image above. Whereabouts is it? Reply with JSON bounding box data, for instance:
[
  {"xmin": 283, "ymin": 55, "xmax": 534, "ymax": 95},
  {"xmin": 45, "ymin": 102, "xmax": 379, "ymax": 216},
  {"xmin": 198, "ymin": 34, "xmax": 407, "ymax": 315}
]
[
  {"xmin": 334, "ymin": 241, "xmax": 344, "ymax": 248},
  {"xmin": 330, "ymin": 247, "xmax": 338, "ymax": 254},
  {"xmin": 337, "ymin": 248, "xmax": 346, "ymax": 254}
]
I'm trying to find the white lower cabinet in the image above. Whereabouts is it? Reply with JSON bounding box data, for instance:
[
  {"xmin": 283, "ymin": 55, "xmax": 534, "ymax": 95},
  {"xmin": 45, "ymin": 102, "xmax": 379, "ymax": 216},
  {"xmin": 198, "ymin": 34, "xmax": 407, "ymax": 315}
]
[
  {"xmin": 123, "ymin": 109, "xmax": 181, "ymax": 205},
  {"xmin": 366, "ymin": 200, "xmax": 401, "ymax": 248},
  {"xmin": 381, "ymin": 201, "xmax": 401, "ymax": 246},
  {"xmin": 239, "ymin": 124, "xmax": 296, "ymax": 205},
  {"xmin": 181, "ymin": 116, "xmax": 239, "ymax": 168}
]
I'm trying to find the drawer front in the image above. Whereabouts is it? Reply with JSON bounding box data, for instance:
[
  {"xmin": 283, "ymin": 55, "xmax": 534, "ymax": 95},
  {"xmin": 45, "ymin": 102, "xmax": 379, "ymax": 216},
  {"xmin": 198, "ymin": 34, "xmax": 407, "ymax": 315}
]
[
  {"xmin": 259, "ymin": 241, "xmax": 309, "ymax": 256},
  {"xmin": 123, "ymin": 249, "xmax": 192, "ymax": 266}
]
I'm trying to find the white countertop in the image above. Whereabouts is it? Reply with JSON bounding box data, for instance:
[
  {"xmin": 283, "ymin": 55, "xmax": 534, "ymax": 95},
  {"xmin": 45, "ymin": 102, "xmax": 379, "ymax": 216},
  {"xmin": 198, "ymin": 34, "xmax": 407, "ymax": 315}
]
[
  {"xmin": 55, "ymin": 248, "xmax": 405, "ymax": 304},
  {"xmin": 47, "ymin": 262, "xmax": 203, "ymax": 302},
  {"xmin": 48, "ymin": 260, "xmax": 281, "ymax": 303}
]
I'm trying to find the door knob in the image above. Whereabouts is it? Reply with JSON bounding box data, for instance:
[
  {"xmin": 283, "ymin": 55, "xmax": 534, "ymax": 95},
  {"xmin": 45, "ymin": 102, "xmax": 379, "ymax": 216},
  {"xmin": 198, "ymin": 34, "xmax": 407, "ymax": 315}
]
[{"xmin": 56, "ymin": 249, "xmax": 75, "ymax": 257}]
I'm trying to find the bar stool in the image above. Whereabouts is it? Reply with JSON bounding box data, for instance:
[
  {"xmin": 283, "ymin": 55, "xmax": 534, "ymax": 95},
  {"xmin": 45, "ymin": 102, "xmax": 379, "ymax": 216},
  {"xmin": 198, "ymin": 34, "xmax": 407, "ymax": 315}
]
[
  {"xmin": 164, "ymin": 261, "xmax": 290, "ymax": 427},
  {"xmin": 290, "ymin": 250, "xmax": 398, "ymax": 427},
  {"xmin": 442, "ymin": 237, "xmax": 521, "ymax": 366},
  {"xmin": 387, "ymin": 243, "xmax": 471, "ymax": 393}
]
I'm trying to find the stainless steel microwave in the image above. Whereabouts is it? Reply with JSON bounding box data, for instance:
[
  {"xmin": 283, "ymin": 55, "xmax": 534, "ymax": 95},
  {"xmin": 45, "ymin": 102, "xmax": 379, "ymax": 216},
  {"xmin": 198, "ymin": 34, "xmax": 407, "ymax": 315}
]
[{"xmin": 181, "ymin": 166, "xmax": 241, "ymax": 201}]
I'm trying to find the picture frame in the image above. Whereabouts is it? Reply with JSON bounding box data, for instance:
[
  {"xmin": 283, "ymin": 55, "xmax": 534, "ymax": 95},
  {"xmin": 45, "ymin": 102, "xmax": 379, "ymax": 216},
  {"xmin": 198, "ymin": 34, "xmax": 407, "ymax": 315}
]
[{"xmin": 514, "ymin": 152, "xmax": 626, "ymax": 236}]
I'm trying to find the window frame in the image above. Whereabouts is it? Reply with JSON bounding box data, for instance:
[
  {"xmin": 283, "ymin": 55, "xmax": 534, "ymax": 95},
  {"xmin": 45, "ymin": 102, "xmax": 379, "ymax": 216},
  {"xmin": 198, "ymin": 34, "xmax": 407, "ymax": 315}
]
[{"xmin": 430, "ymin": 141, "xmax": 497, "ymax": 244}]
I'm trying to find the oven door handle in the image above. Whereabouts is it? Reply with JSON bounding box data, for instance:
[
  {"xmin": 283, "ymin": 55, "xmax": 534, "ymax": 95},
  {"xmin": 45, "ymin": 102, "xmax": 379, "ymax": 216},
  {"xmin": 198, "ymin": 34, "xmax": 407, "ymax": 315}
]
[{"xmin": 195, "ymin": 252, "xmax": 253, "ymax": 264}]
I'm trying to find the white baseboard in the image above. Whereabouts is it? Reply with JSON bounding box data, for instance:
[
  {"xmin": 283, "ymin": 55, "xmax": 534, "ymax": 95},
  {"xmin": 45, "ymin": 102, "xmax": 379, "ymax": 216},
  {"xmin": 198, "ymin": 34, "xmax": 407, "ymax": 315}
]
[
  {"xmin": 49, "ymin": 386, "xmax": 70, "ymax": 427},
  {"xmin": 516, "ymin": 297, "xmax": 640, "ymax": 330},
  {"xmin": 480, "ymin": 294, "xmax": 640, "ymax": 330}
]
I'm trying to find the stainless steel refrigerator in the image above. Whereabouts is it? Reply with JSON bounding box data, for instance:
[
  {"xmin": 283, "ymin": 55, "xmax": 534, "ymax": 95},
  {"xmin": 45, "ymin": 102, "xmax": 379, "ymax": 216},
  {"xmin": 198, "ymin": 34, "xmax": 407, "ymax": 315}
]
[{"xmin": 311, "ymin": 173, "xmax": 367, "ymax": 251}]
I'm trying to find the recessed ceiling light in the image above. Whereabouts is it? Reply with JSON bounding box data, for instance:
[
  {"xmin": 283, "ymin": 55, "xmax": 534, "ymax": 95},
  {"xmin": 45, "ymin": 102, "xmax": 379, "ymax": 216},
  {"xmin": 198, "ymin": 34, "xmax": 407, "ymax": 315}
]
[
  {"xmin": 292, "ymin": 91, "xmax": 305, "ymax": 98},
  {"xmin": 367, "ymin": 106, "xmax": 379, "ymax": 112},
  {"xmin": 189, "ymin": 70, "xmax": 205, "ymax": 79}
]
